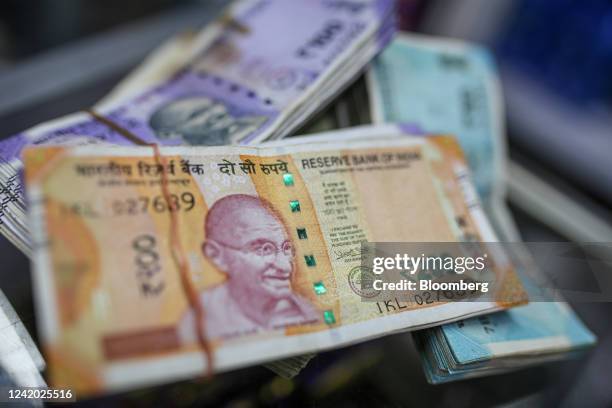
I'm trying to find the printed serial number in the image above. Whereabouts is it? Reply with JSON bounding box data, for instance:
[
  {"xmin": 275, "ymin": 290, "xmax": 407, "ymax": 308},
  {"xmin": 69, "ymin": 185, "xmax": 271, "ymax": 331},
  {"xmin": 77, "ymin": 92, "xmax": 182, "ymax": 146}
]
[
  {"xmin": 112, "ymin": 192, "xmax": 195, "ymax": 215},
  {"xmin": 375, "ymin": 289, "xmax": 482, "ymax": 314},
  {"xmin": 411, "ymin": 288, "xmax": 480, "ymax": 305}
]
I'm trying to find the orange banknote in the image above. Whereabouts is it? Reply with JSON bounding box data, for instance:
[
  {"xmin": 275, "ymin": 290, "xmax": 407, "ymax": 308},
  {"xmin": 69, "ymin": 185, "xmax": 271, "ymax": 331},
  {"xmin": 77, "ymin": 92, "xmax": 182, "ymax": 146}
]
[{"xmin": 24, "ymin": 125, "xmax": 527, "ymax": 395}]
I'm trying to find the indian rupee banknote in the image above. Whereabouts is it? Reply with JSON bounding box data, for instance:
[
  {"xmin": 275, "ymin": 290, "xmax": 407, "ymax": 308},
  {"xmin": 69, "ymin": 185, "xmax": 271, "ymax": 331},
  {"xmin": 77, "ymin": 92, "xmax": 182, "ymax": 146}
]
[
  {"xmin": 24, "ymin": 125, "xmax": 527, "ymax": 395},
  {"xmin": 0, "ymin": 0, "xmax": 396, "ymax": 254},
  {"xmin": 416, "ymin": 299, "xmax": 596, "ymax": 384}
]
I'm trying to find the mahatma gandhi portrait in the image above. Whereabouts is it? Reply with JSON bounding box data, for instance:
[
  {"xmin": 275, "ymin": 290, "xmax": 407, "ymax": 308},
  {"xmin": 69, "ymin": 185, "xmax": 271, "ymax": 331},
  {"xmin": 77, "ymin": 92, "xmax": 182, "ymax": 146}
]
[
  {"xmin": 178, "ymin": 194, "xmax": 319, "ymax": 341},
  {"xmin": 149, "ymin": 96, "xmax": 267, "ymax": 146}
]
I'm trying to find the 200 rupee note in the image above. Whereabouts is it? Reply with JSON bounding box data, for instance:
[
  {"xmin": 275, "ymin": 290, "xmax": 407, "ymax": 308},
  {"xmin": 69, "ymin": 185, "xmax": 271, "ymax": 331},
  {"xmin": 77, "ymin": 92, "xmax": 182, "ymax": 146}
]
[{"xmin": 24, "ymin": 125, "xmax": 527, "ymax": 395}]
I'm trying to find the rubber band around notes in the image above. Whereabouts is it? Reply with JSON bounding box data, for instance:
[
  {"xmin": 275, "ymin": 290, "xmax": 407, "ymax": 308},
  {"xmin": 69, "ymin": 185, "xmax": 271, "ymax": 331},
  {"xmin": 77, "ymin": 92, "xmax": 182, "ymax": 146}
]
[{"xmin": 85, "ymin": 109, "xmax": 214, "ymax": 377}]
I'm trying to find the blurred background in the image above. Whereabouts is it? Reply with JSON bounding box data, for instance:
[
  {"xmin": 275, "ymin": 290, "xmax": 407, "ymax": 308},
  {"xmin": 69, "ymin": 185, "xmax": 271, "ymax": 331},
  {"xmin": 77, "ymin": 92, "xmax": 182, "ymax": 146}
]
[{"xmin": 1, "ymin": 0, "xmax": 612, "ymax": 406}]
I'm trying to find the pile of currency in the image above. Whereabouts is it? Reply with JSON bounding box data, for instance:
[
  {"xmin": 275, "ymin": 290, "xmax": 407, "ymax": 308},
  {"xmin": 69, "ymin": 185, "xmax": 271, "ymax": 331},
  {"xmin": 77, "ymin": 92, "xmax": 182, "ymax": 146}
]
[
  {"xmin": 24, "ymin": 126, "xmax": 528, "ymax": 395},
  {"xmin": 0, "ymin": 0, "xmax": 396, "ymax": 254},
  {"xmin": 0, "ymin": 0, "xmax": 596, "ymax": 397},
  {"xmin": 415, "ymin": 301, "xmax": 596, "ymax": 384}
]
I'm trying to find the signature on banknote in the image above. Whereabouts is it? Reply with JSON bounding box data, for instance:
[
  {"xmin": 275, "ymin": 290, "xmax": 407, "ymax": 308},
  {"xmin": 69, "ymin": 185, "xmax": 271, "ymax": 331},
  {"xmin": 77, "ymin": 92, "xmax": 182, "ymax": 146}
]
[{"xmin": 334, "ymin": 247, "xmax": 367, "ymax": 260}]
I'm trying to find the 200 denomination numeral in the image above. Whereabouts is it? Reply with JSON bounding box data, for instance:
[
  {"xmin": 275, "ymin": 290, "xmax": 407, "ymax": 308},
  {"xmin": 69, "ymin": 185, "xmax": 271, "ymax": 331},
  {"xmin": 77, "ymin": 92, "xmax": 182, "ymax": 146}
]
[
  {"xmin": 113, "ymin": 192, "xmax": 195, "ymax": 215},
  {"xmin": 132, "ymin": 234, "xmax": 164, "ymax": 297}
]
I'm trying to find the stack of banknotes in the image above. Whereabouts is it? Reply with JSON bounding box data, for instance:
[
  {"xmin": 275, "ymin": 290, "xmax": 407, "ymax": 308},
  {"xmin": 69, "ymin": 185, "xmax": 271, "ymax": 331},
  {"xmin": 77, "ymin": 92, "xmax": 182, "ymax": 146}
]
[
  {"xmin": 415, "ymin": 300, "xmax": 596, "ymax": 384},
  {"xmin": 25, "ymin": 126, "xmax": 529, "ymax": 395},
  {"xmin": 0, "ymin": 0, "xmax": 396, "ymax": 254},
  {"xmin": 0, "ymin": 0, "xmax": 596, "ymax": 395}
]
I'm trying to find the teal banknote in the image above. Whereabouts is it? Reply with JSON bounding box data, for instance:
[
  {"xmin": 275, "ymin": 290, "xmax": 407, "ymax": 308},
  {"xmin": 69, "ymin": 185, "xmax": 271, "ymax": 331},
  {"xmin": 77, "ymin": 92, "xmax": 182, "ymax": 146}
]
[
  {"xmin": 444, "ymin": 302, "xmax": 595, "ymax": 364},
  {"xmin": 368, "ymin": 33, "xmax": 505, "ymax": 202},
  {"xmin": 413, "ymin": 244, "xmax": 596, "ymax": 383},
  {"xmin": 416, "ymin": 301, "xmax": 596, "ymax": 384}
]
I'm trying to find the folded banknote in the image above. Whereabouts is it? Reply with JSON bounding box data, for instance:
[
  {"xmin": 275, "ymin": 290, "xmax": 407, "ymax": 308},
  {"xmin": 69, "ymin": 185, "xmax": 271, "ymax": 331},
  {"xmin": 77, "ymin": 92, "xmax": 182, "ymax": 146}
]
[
  {"xmin": 0, "ymin": 0, "xmax": 396, "ymax": 254},
  {"xmin": 24, "ymin": 125, "xmax": 527, "ymax": 395},
  {"xmin": 365, "ymin": 33, "xmax": 596, "ymax": 383}
]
